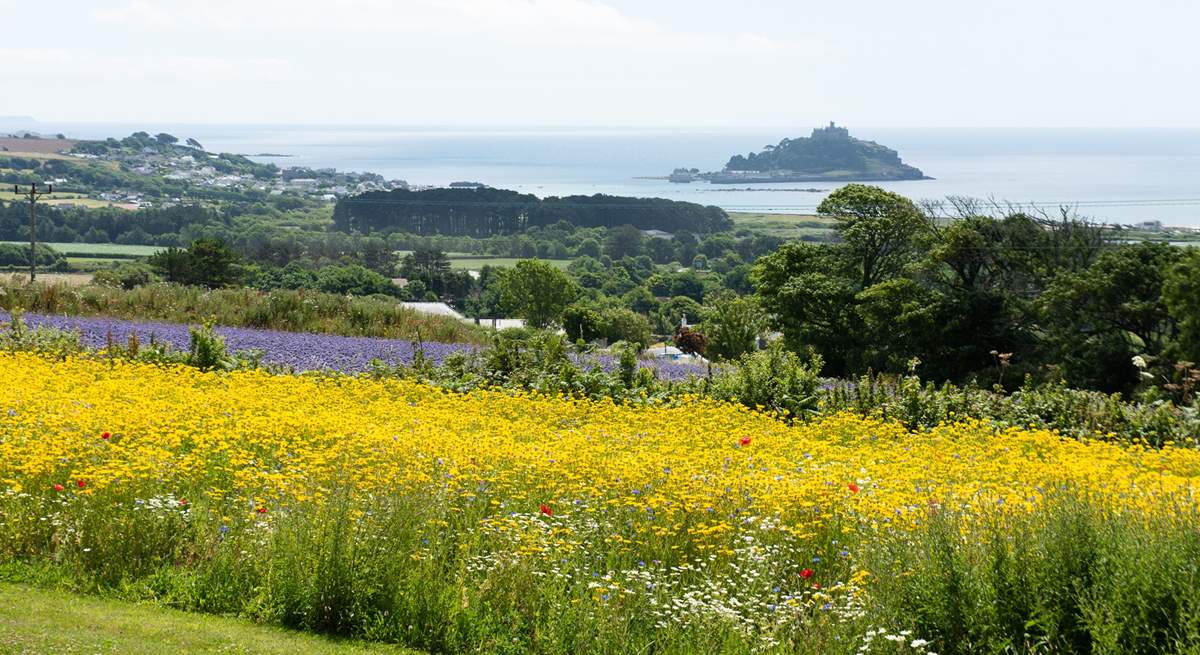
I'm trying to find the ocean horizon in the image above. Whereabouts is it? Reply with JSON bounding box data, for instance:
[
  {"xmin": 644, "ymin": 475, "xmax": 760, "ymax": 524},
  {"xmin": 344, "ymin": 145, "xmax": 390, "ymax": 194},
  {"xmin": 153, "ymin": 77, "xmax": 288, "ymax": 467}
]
[{"xmin": 9, "ymin": 122, "xmax": 1200, "ymax": 227}]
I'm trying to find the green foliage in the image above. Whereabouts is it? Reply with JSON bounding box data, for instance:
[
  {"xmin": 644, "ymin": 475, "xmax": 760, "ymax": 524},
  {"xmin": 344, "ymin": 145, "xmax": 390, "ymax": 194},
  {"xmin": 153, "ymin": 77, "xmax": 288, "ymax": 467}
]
[
  {"xmin": 93, "ymin": 262, "xmax": 161, "ymax": 290},
  {"xmin": 0, "ymin": 279, "xmax": 487, "ymax": 344},
  {"xmin": 314, "ymin": 264, "xmax": 402, "ymax": 297},
  {"xmin": 701, "ymin": 293, "xmax": 766, "ymax": 362},
  {"xmin": 817, "ymin": 184, "xmax": 929, "ymax": 288},
  {"xmin": 823, "ymin": 372, "xmax": 1200, "ymax": 447},
  {"xmin": 334, "ymin": 188, "xmax": 732, "ymax": 236},
  {"xmin": 149, "ymin": 238, "xmax": 242, "ymax": 289},
  {"xmin": 560, "ymin": 304, "xmax": 651, "ymax": 348},
  {"xmin": 496, "ymin": 259, "xmax": 579, "ymax": 328},
  {"xmin": 709, "ymin": 342, "xmax": 823, "ymax": 420},
  {"xmin": 865, "ymin": 500, "xmax": 1200, "ymax": 655},
  {"xmin": 0, "ymin": 243, "xmax": 67, "ymax": 271},
  {"xmin": 1164, "ymin": 249, "xmax": 1200, "ymax": 364},
  {"xmin": 187, "ymin": 322, "xmax": 232, "ymax": 372},
  {"xmin": 1041, "ymin": 242, "xmax": 1185, "ymax": 393}
]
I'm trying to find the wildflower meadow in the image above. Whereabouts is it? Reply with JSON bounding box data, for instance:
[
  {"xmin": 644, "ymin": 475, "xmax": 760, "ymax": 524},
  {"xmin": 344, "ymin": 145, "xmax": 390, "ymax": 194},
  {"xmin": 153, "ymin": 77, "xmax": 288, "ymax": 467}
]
[{"xmin": 3, "ymin": 351, "xmax": 1200, "ymax": 654}]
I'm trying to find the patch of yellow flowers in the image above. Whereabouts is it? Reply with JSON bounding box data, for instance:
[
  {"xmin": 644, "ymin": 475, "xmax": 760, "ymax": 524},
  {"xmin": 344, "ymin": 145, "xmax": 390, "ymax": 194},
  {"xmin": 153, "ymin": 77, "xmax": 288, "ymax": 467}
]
[{"xmin": 2, "ymin": 352, "xmax": 1198, "ymax": 546}]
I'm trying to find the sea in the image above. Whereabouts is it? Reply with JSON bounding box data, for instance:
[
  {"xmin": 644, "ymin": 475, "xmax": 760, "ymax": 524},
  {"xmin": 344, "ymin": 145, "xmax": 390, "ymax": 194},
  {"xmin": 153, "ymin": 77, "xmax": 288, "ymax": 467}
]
[{"xmin": 12, "ymin": 122, "xmax": 1200, "ymax": 227}]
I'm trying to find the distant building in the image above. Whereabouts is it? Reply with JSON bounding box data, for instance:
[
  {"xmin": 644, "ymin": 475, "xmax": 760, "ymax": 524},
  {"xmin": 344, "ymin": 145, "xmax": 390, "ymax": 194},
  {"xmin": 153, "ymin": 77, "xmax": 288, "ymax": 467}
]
[
  {"xmin": 668, "ymin": 168, "xmax": 695, "ymax": 183},
  {"xmin": 1134, "ymin": 220, "xmax": 1164, "ymax": 232},
  {"xmin": 641, "ymin": 229, "xmax": 674, "ymax": 240}
]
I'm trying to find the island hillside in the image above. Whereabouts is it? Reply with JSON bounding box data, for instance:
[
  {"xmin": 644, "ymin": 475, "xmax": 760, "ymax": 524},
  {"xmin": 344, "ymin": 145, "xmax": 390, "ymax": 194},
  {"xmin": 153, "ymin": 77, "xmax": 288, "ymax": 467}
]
[{"xmin": 710, "ymin": 122, "xmax": 927, "ymax": 183}]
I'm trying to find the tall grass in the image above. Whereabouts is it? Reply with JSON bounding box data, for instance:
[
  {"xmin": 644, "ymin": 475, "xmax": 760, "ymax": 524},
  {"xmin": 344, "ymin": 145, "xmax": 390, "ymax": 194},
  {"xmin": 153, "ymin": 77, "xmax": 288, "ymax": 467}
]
[
  {"xmin": 6, "ymin": 488, "xmax": 1199, "ymax": 654},
  {"xmin": 0, "ymin": 279, "xmax": 488, "ymax": 344}
]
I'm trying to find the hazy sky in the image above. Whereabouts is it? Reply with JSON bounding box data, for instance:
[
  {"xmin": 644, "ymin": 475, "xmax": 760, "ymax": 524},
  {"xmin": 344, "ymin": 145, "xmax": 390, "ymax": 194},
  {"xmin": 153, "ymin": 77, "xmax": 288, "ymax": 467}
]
[{"xmin": 3, "ymin": 0, "xmax": 1196, "ymax": 127}]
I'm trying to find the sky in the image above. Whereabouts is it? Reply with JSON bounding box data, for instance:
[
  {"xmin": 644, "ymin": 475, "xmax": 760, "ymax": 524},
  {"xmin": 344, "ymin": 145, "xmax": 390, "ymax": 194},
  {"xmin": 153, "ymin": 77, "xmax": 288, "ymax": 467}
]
[{"xmin": 2, "ymin": 0, "xmax": 1197, "ymax": 127}]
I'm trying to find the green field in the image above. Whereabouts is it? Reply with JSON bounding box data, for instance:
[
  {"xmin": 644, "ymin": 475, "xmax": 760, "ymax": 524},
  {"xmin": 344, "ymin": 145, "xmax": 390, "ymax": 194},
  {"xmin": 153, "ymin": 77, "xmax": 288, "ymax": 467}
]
[
  {"xmin": 0, "ymin": 583, "xmax": 419, "ymax": 655},
  {"xmin": 0, "ymin": 191, "xmax": 121, "ymax": 208},
  {"xmin": 448, "ymin": 256, "xmax": 570, "ymax": 270},
  {"xmin": 1, "ymin": 241, "xmax": 161, "ymax": 258},
  {"xmin": 728, "ymin": 212, "xmax": 837, "ymax": 240}
]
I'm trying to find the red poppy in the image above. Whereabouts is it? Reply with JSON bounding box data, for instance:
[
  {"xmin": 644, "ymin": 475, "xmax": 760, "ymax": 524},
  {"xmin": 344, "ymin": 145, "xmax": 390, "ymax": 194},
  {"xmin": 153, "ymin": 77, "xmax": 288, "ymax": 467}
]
[
  {"xmin": 76, "ymin": 479, "xmax": 86, "ymax": 489},
  {"xmin": 53, "ymin": 483, "xmax": 64, "ymax": 492},
  {"xmin": 539, "ymin": 503, "xmax": 553, "ymax": 516},
  {"xmin": 848, "ymin": 482, "xmax": 860, "ymax": 494},
  {"xmin": 800, "ymin": 568, "xmax": 814, "ymax": 579},
  {"xmin": 811, "ymin": 582, "xmax": 821, "ymax": 589},
  {"xmin": 256, "ymin": 507, "xmax": 267, "ymax": 514},
  {"xmin": 101, "ymin": 432, "xmax": 111, "ymax": 440},
  {"xmin": 179, "ymin": 498, "xmax": 188, "ymax": 506},
  {"xmin": 739, "ymin": 437, "xmax": 752, "ymax": 447}
]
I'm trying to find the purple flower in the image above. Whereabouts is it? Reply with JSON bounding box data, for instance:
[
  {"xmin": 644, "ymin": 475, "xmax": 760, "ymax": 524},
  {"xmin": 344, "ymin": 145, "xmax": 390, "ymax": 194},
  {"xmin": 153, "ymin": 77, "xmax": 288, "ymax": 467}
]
[{"xmin": 1, "ymin": 311, "xmax": 475, "ymax": 373}]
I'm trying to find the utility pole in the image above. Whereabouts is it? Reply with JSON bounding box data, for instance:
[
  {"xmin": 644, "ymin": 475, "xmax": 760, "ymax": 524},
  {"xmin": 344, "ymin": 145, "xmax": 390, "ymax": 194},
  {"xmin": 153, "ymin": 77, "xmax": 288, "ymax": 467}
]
[{"xmin": 13, "ymin": 182, "xmax": 51, "ymax": 283}]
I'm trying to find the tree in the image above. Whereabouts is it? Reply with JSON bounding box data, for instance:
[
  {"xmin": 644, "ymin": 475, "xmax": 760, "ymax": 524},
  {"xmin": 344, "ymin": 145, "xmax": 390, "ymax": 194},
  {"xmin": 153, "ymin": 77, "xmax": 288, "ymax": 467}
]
[
  {"xmin": 148, "ymin": 238, "xmax": 241, "ymax": 289},
  {"xmin": 496, "ymin": 259, "xmax": 579, "ymax": 328},
  {"xmin": 562, "ymin": 303, "xmax": 604, "ymax": 342},
  {"xmin": 187, "ymin": 238, "xmax": 242, "ymax": 288},
  {"xmin": 575, "ymin": 237, "xmax": 602, "ymax": 259},
  {"xmin": 598, "ymin": 308, "xmax": 652, "ymax": 348},
  {"xmin": 702, "ymin": 293, "xmax": 767, "ymax": 361},
  {"xmin": 1040, "ymin": 242, "xmax": 1184, "ymax": 393},
  {"xmin": 316, "ymin": 264, "xmax": 400, "ymax": 297},
  {"xmin": 657, "ymin": 295, "xmax": 703, "ymax": 332},
  {"xmin": 1165, "ymin": 250, "xmax": 1200, "ymax": 363},
  {"xmin": 604, "ymin": 224, "xmax": 644, "ymax": 259},
  {"xmin": 155, "ymin": 133, "xmax": 179, "ymax": 145},
  {"xmin": 817, "ymin": 184, "xmax": 929, "ymax": 288},
  {"xmin": 673, "ymin": 326, "xmax": 707, "ymax": 356},
  {"xmin": 753, "ymin": 242, "xmax": 858, "ymax": 374}
]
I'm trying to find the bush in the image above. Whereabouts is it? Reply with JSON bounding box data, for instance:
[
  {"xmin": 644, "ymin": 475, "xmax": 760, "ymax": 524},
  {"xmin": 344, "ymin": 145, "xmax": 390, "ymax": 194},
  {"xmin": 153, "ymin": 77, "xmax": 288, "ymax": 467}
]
[
  {"xmin": 93, "ymin": 262, "xmax": 160, "ymax": 290},
  {"xmin": 709, "ymin": 342, "xmax": 822, "ymax": 419}
]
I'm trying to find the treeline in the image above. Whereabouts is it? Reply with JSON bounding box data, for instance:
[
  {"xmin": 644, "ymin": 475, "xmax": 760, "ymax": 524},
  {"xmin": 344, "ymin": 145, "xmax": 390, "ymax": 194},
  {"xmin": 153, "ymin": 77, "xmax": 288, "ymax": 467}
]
[
  {"xmin": 753, "ymin": 185, "xmax": 1200, "ymax": 397},
  {"xmin": 332, "ymin": 188, "xmax": 732, "ymax": 236},
  {"xmin": 71, "ymin": 131, "xmax": 278, "ymax": 179}
]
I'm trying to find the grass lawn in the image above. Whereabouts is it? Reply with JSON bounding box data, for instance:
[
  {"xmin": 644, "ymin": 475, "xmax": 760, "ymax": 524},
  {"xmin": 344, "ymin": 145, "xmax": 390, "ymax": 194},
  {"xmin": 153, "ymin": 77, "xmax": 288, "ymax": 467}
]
[
  {"xmin": 728, "ymin": 211, "xmax": 837, "ymax": 240},
  {"xmin": 0, "ymin": 584, "xmax": 419, "ymax": 655}
]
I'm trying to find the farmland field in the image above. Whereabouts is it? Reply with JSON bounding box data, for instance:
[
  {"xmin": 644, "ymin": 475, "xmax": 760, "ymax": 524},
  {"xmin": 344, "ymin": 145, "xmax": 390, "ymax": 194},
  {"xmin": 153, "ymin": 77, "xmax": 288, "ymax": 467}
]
[
  {"xmin": 2, "ymin": 352, "xmax": 1198, "ymax": 654},
  {"xmin": 0, "ymin": 137, "xmax": 76, "ymax": 155},
  {"xmin": 0, "ymin": 191, "xmax": 117, "ymax": 208},
  {"xmin": 728, "ymin": 212, "xmax": 838, "ymax": 240},
  {"xmin": 0, "ymin": 241, "xmax": 161, "ymax": 258}
]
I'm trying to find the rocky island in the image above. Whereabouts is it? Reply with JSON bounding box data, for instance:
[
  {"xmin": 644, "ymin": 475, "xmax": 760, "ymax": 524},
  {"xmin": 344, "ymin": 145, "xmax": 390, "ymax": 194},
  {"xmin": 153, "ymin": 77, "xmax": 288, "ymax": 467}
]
[{"xmin": 671, "ymin": 122, "xmax": 929, "ymax": 183}]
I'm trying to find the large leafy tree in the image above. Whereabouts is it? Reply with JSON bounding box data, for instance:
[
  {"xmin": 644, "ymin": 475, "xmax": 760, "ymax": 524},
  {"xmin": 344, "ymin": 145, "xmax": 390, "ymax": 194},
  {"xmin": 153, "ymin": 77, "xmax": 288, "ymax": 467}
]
[
  {"xmin": 149, "ymin": 238, "xmax": 241, "ymax": 289},
  {"xmin": 817, "ymin": 184, "xmax": 929, "ymax": 288},
  {"xmin": 1165, "ymin": 250, "xmax": 1200, "ymax": 364},
  {"xmin": 496, "ymin": 259, "xmax": 579, "ymax": 328},
  {"xmin": 753, "ymin": 242, "xmax": 859, "ymax": 374},
  {"xmin": 1040, "ymin": 242, "xmax": 1185, "ymax": 393},
  {"xmin": 702, "ymin": 293, "xmax": 767, "ymax": 362}
]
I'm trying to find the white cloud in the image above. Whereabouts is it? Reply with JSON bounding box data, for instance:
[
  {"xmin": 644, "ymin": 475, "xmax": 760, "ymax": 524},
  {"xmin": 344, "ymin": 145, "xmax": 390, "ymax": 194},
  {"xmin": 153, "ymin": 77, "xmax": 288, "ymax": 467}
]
[
  {"xmin": 0, "ymin": 48, "xmax": 289, "ymax": 82},
  {"xmin": 93, "ymin": 0, "xmax": 175, "ymax": 27},
  {"xmin": 91, "ymin": 0, "xmax": 783, "ymax": 52}
]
